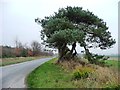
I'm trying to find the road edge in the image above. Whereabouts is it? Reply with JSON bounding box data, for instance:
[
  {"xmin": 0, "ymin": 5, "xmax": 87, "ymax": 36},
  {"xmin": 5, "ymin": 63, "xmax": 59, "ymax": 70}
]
[{"xmin": 24, "ymin": 57, "xmax": 54, "ymax": 88}]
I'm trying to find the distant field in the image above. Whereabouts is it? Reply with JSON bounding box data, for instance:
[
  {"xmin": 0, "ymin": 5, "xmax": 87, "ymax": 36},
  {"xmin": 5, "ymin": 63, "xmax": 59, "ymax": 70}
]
[
  {"xmin": 105, "ymin": 60, "xmax": 120, "ymax": 68},
  {"xmin": 0, "ymin": 56, "xmax": 50, "ymax": 66},
  {"xmin": 108, "ymin": 56, "xmax": 118, "ymax": 61}
]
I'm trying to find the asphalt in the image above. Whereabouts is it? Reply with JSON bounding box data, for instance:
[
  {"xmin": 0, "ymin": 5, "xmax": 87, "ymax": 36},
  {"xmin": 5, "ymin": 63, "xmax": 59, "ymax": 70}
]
[{"xmin": 0, "ymin": 57, "xmax": 53, "ymax": 89}]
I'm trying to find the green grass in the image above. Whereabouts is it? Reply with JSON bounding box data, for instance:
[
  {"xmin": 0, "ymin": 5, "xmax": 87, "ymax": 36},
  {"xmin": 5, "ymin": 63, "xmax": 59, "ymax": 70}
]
[
  {"xmin": 105, "ymin": 60, "xmax": 120, "ymax": 68},
  {"xmin": 0, "ymin": 56, "xmax": 50, "ymax": 66},
  {"xmin": 27, "ymin": 58, "xmax": 75, "ymax": 88},
  {"xmin": 27, "ymin": 58, "xmax": 119, "ymax": 88}
]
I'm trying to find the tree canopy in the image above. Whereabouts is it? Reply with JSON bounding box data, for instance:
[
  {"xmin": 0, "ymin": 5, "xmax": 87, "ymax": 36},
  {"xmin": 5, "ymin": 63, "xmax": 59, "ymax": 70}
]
[{"xmin": 35, "ymin": 6, "xmax": 116, "ymax": 64}]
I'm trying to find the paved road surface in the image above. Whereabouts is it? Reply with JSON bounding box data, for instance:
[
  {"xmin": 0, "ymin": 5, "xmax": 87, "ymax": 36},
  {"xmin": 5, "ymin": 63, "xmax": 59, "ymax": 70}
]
[{"xmin": 0, "ymin": 57, "xmax": 53, "ymax": 89}]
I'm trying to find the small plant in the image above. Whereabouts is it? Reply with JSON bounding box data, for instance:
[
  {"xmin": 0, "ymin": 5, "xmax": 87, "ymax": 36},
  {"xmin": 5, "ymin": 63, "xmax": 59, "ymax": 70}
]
[
  {"xmin": 72, "ymin": 67, "xmax": 93, "ymax": 80},
  {"xmin": 105, "ymin": 84, "xmax": 120, "ymax": 89},
  {"xmin": 73, "ymin": 69, "xmax": 82, "ymax": 79}
]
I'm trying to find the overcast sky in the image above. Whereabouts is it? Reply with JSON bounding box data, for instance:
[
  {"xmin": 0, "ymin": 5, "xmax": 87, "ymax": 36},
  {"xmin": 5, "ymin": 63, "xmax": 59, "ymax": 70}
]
[{"xmin": 0, "ymin": 0, "xmax": 119, "ymax": 55}]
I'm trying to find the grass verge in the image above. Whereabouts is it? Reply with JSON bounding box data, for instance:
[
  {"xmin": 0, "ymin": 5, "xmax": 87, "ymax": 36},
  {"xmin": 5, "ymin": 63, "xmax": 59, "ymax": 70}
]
[
  {"xmin": 0, "ymin": 56, "xmax": 51, "ymax": 66},
  {"xmin": 26, "ymin": 58, "xmax": 119, "ymax": 88},
  {"xmin": 26, "ymin": 58, "xmax": 75, "ymax": 88}
]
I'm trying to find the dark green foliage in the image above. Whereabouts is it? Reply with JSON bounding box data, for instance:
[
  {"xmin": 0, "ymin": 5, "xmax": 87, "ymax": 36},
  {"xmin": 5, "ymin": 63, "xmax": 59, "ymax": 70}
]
[
  {"xmin": 84, "ymin": 53, "xmax": 109, "ymax": 65},
  {"xmin": 21, "ymin": 48, "xmax": 28, "ymax": 57},
  {"xmin": 35, "ymin": 6, "xmax": 116, "ymax": 64}
]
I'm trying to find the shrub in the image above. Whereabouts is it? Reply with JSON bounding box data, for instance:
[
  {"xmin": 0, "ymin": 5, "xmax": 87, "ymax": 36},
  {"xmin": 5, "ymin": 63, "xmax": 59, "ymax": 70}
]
[{"xmin": 72, "ymin": 67, "xmax": 93, "ymax": 80}]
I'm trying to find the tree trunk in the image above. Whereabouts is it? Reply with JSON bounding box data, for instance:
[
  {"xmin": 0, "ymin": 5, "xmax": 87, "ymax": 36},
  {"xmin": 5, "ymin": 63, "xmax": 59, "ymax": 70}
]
[
  {"xmin": 83, "ymin": 45, "xmax": 94, "ymax": 64},
  {"xmin": 57, "ymin": 44, "xmax": 69, "ymax": 63},
  {"xmin": 70, "ymin": 42, "xmax": 77, "ymax": 58},
  {"xmin": 57, "ymin": 42, "xmax": 77, "ymax": 63}
]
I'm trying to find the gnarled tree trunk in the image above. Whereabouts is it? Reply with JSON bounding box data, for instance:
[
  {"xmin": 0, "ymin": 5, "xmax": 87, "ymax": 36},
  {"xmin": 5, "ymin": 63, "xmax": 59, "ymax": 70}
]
[
  {"xmin": 57, "ymin": 42, "xmax": 77, "ymax": 63},
  {"xmin": 83, "ymin": 45, "xmax": 94, "ymax": 64}
]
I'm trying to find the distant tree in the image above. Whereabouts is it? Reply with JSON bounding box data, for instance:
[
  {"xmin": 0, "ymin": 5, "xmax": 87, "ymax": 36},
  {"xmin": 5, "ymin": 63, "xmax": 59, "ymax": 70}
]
[
  {"xmin": 21, "ymin": 43, "xmax": 29, "ymax": 57},
  {"xmin": 21, "ymin": 48, "xmax": 28, "ymax": 57},
  {"xmin": 14, "ymin": 38, "xmax": 22, "ymax": 57},
  {"xmin": 14, "ymin": 38, "xmax": 28, "ymax": 57},
  {"xmin": 43, "ymin": 49, "xmax": 54, "ymax": 56},
  {"xmin": 2, "ymin": 46, "xmax": 15, "ymax": 58},
  {"xmin": 15, "ymin": 47, "xmax": 21, "ymax": 57},
  {"xmin": 31, "ymin": 41, "xmax": 42, "ymax": 56},
  {"xmin": 35, "ymin": 6, "xmax": 116, "ymax": 64},
  {"xmin": 28, "ymin": 49, "xmax": 33, "ymax": 56}
]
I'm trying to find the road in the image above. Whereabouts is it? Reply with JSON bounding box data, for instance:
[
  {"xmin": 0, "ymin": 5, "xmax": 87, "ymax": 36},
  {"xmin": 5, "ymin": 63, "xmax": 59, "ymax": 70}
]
[{"xmin": 0, "ymin": 57, "xmax": 53, "ymax": 89}]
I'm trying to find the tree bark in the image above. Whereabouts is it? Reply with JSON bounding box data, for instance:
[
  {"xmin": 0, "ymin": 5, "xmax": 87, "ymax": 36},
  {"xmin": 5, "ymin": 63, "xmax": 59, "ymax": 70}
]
[
  {"xmin": 83, "ymin": 44, "xmax": 93, "ymax": 63},
  {"xmin": 57, "ymin": 43, "xmax": 69, "ymax": 63},
  {"xmin": 57, "ymin": 42, "xmax": 77, "ymax": 63},
  {"xmin": 70, "ymin": 42, "xmax": 78, "ymax": 57}
]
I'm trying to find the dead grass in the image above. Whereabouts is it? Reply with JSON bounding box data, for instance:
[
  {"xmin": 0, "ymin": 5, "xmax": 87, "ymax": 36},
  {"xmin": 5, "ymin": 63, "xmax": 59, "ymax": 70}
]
[
  {"xmin": 59, "ymin": 58, "xmax": 88, "ymax": 70},
  {"xmin": 93, "ymin": 66, "xmax": 119, "ymax": 88},
  {"xmin": 1, "ymin": 56, "xmax": 50, "ymax": 66},
  {"xmin": 58, "ymin": 59, "xmax": 119, "ymax": 88}
]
